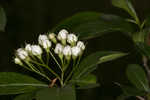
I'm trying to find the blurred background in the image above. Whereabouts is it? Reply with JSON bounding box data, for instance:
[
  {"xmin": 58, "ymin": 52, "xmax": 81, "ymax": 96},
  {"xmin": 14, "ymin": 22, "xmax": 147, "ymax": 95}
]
[{"xmin": 0, "ymin": 0, "xmax": 150, "ymax": 99}]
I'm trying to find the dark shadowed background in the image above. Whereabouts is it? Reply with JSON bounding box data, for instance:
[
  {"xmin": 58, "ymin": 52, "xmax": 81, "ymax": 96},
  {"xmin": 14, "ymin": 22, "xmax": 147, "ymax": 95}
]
[{"xmin": 0, "ymin": 0, "xmax": 149, "ymax": 99}]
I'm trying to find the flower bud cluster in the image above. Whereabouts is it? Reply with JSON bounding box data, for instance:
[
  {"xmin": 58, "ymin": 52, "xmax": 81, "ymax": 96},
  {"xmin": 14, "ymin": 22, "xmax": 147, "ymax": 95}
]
[
  {"xmin": 14, "ymin": 29, "xmax": 85, "ymax": 68},
  {"xmin": 54, "ymin": 29, "xmax": 86, "ymax": 60}
]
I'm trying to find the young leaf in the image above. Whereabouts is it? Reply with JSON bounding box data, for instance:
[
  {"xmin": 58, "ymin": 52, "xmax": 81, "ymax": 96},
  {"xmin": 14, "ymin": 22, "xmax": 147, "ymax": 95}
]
[
  {"xmin": 126, "ymin": 64, "xmax": 149, "ymax": 92},
  {"xmin": 14, "ymin": 92, "xmax": 35, "ymax": 100},
  {"xmin": 72, "ymin": 51, "xmax": 127, "ymax": 79},
  {"xmin": 0, "ymin": 72, "xmax": 48, "ymax": 95},
  {"xmin": 71, "ymin": 74, "xmax": 99, "ymax": 89},
  {"xmin": 36, "ymin": 85, "xmax": 76, "ymax": 100},
  {"xmin": 0, "ymin": 6, "xmax": 6, "ymax": 31},
  {"xmin": 112, "ymin": 0, "xmax": 139, "ymax": 24},
  {"xmin": 52, "ymin": 12, "xmax": 133, "ymax": 40}
]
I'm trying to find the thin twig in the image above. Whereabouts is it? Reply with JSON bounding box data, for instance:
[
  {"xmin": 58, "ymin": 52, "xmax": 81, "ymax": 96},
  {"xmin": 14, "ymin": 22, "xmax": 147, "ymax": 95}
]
[
  {"xmin": 143, "ymin": 56, "xmax": 150, "ymax": 82},
  {"xmin": 136, "ymin": 96, "xmax": 145, "ymax": 100}
]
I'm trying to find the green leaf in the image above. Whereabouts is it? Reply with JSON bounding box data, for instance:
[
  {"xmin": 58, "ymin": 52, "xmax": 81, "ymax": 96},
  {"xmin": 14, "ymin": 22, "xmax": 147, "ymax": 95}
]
[
  {"xmin": 72, "ymin": 51, "xmax": 127, "ymax": 79},
  {"xmin": 71, "ymin": 74, "xmax": 99, "ymax": 89},
  {"xmin": 0, "ymin": 6, "xmax": 6, "ymax": 31},
  {"xmin": 132, "ymin": 29, "xmax": 150, "ymax": 59},
  {"xmin": 0, "ymin": 72, "xmax": 48, "ymax": 95},
  {"xmin": 14, "ymin": 92, "xmax": 35, "ymax": 100},
  {"xmin": 112, "ymin": 0, "xmax": 139, "ymax": 24},
  {"xmin": 126, "ymin": 64, "xmax": 149, "ymax": 92},
  {"xmin": 36, "ymin": 85, "xmax": 76, "ymax": 100},
  {"xmin": 52, "ymin": 12, "xmax": 133, "ymax": 40},
  {"xmin": 120, "ymin": 85, "xmax": 146, "ymax": 96}
]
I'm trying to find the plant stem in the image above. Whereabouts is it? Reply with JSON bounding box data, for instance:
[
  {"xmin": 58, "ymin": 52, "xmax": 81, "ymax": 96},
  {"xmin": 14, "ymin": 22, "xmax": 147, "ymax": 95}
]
[
  {"xmin": 49, "ymin": 51, "xmax": 63, "ymax": 72},
  {"xmin": 30, "ymin": 60, "xmax": 61, "ymax": 81},
  {"xmin": 25, "ymin": 61, "xmax": 51, "ymax": 81},
  {"xmin": 143, "ymin": 56, "xmax": 150, "ymax": 82}
]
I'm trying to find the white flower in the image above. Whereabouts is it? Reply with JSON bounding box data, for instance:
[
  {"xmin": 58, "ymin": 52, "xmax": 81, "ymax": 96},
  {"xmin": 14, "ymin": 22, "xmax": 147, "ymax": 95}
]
[
  {"xmin": 14, "ymin": 57, "xmax": 22, "ymax": 65},
  {"xmin": 57, "ymin": 29, "xmax": 68, "ymax": 40},
  {"xmin": 31, "ymin": 45, "xmax": 43, "ymax": 56},
  {"xmin": 54, "ymin": 43, "xmax": 63, "ymax": 54},
  {"xmin": 77, "ymin": 41, "xmax": 85, "ymax": 50},
  {"xmin": 67, "ymin": 34, "xmax": 78, "ymax": 45},
  {"xmin": 63, "ymin": 45, "xmax": 72, "ymax": 56},
  {"xmin": 17, "ymin": 48, "xmax": 28, "ymax": 60},
  {"xmin": 71, "ymin": 46, "xmax": 81, "ymax": 57},
  {"xmin": 25, "ymin": 44, "xmax": 32, "ymax": 53},
  {"xmin": 38, "ymin": 34, "xmax": 52, "ymax": 49}
]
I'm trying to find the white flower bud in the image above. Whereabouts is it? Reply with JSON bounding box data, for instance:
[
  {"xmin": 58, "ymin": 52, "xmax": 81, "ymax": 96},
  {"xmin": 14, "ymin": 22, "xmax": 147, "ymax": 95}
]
[
  {"xmin": 38, "ymin": 34, "xmax": 48, "ymax": 43},
  {"xmin": 63, "ymin": 45, "xmax": 72, "ymax": 60},
  {"xmin": 31, "ymin": 45, "xmax": 43, "ymax": 56},
  {"xmin": 25, "ymin": 44, "xmax": 32, "ymax": 53},
  {"xmin": 38, "ymin": 34, "xmax": 52, "ymax": 50},
  {"xmin": 49, "ymin": 33, "xmax": 57, "ymax": 44},
  {"xmin": 17, "ymin": 48, "xmax": 28, "ymax": 60},
  {"xmin": 77, "ymin": 41, "xmax": 85, "ymax": 50},
  {"xmin": 57, "ymin": 29, "xmax": 68, "ymax": 40},
  {"xmin": 14, "ymin": 57, "xmax": 23, "ymax": 66},
  {"xmin": 67, "ymin": 34, "xmax": 78, "ymax": 45},
  {"xmin": 71, "ymin": 46, "xmax": 81, "ymax": 57},
  {"xmin": 42, "ymin": 40, "xmax": 52, "ymax": 50},
  {"xmin": 54, "ymin": 43, "xmax": 63, "ymax": 54}
]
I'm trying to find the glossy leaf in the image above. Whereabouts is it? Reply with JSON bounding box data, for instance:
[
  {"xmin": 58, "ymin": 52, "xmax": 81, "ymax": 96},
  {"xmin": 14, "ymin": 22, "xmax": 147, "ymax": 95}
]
[
  {"xmin": 0, "ymin": 6, "xmax": 6, "ymax": 31},
  {"xmin": 126, "ymin": 64, "xmax": 149, "ymax": 92},
  {"xmin": 0, "ymin": 72, "xmax": 48, "ymax": 95},
  {"xmin": 36, "ymin": 85, "xmax": 76, "ymax": 100},
  {"xmin": 71, "ymin": 74, "xmax": 99, "ymax": 89},
  {"xmin": 72, "ymin": 51, "xmax": 127, "ymax": 79},
  {"xmin": 112, "ymin": 0, "xmax": 139, "ymax": 23},
  {"xmin": 52, "ymin": 12, "xmax": 133, "ymax": 40},
  {"xmin": 14, "ymin": 92, "xmax": 35, "ymax": 100}
]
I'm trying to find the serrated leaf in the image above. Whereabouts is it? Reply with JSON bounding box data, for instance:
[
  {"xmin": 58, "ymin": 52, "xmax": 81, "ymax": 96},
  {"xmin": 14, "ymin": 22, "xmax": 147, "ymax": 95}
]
[
  {"xmin": 126, "ymin": 64, "xmax": 149, "ymax": 92},
  {"xmin": 52, "ymin": 12, "xmax": 133, "ymax": 40},
  {"xmin": 14, "ymin": 92, "xmax": 35, "ymax": 100},
  {"xmin": 0, "ymin": 6, "xmax": 6, "ymax": 31},
  {"xmin": 112, "ymin": 0, "xmax": 139, "ymax": 23},
  {"xmin": 71, "ymin": 74, "xmax": 99, "ymax": 89},
  {"xmin": 72, "ymin": 51, "xmax": 127, "ymax": 79},
  {"xmin": 36, "ymin": 85, "xmax": 76, "ymax": 100},
  {"xmin": 0, "ymin": 72, "xmax": 48, "ymax": 95}
]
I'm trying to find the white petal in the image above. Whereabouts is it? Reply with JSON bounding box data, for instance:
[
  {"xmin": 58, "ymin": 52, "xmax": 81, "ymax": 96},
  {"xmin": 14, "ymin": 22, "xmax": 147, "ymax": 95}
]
[
  {"xmin": 67, "ymin": 34, "xmax": 78, "ymax": 44},
  {"xmin": 57, "ymin": 29, "xmax": 68, "ymax": 40},
  {"xmin": 71, "ymin": 46, "xmax": 81, "ymax": 57},
  {"xmin": 54, "ymin": 43, "xmax": 63, "ymax": 54},
  {"xmin": 63, "ymin": 45, "xmax": 72, "ymax": 56},
  {"xmin": 17, "ymin": 48, "xmax": 28, "ymax": 60},
  {"xmin": 31, "ymin": 45, "xmax": 43, "ymax": 56},
  {"xmin": 77, "ymin": 41, "xmax": 85, "ymax": 50}
]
